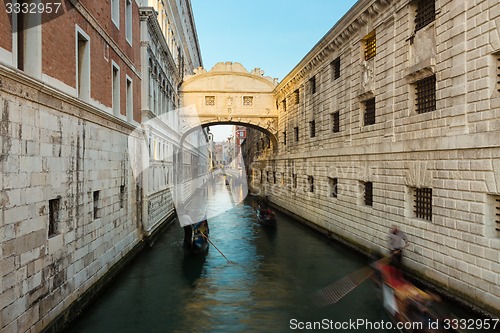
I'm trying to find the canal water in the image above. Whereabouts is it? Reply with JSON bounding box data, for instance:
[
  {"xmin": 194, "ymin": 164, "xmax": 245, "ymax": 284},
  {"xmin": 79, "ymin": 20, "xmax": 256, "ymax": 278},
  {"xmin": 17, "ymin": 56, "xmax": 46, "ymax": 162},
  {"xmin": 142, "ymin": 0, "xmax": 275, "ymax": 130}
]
[{"xmin": 67, "ymin": 176, "xmax": 491, "ymax": 333}]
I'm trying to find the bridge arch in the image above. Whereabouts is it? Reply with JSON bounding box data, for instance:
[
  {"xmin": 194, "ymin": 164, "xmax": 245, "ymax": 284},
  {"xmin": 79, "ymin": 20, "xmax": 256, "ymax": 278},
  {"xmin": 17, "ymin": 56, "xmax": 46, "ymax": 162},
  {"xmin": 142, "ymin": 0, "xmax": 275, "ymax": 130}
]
[{"xmin": 179, "ymin": 62, "xmax": 278, "ymax": 151}]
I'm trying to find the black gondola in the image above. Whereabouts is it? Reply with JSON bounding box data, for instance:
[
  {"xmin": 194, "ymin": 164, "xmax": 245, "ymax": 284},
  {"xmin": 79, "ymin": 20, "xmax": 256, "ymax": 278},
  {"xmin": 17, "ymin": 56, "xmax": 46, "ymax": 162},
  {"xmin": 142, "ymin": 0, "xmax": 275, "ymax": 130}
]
[
  {"xmin": 256, "ymin": 206, "xmax": 276, "ymax": 227},
  {"xmin": 183, "ymin": 219, "xmax": 209, "ymax": 254}
]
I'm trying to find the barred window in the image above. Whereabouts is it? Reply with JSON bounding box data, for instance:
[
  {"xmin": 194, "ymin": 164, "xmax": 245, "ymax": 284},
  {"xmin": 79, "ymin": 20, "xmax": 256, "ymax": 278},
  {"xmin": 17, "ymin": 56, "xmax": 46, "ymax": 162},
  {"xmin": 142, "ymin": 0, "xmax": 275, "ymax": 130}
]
[
  {"xmin": 294, "ymin": 126, "xmax": 299, "ymax": 142},
  {"xmin": 282, "ymin": 99, "xmax": 287, "ymax": 111},
  {"xmin": 273, "ymin": 171, "xmax": 276, "ymax": 184},
  {"xmin": 415, "ymin": 75, "xmax": 436, "ymax": 114},
  {"xmin": 363, "ymin": 31, "xmax": 376, "ymax": 61},
  {"xmin": 496, "ymin": 54, "xmax": 500, "ymax": 93},
  {"xmin": 292, "ymin": 173, "xmax": 297, "ymax": 188},
  {"xmin": 310, "ymin": 76, "xmax": 316, "ymax": 94},
  {"xmin": 364, "ymin": 182, "xmax": 373, "ymax": 206},
  {"xmin": 205, "ymin": 96, "xmax": 215, "ymax": 106},
  {"xmin": 364, "ymin": 98, "xmax": 376, "ymax": 126},
  {"xmin": 294, "ymin": 89, "xmax": 300, "ymax": 104},
  {"xmin": 48, "ymin": 198, "xmax": 61, "ymax": 237},
  {"xmin": 332, "ymin": 112, "xmax": 340, "ymax": 133},
  {"xmin": 494, "ymin": 196, "xmax": 500, "ymax": 236},
  {"xmin": 93, "ymin": 190, "xmax": 100, "ymax": 219},
  {"xmin": 309, "ymin": 120, "xmax": 316, "ymax": 138},
  {"xmin": 243, "ymin": 96, "xmax": 253, "ymax": 106},
  {"xmin": 414, "ymin": 188, "xmax": 432, "ymax": 221},
  {"xmin": 283, "ymin": 131, "xmax": 286, "ymax": 145},
  {"xmin": 308, "ymin": 176, "xmax": 314, "ymax": 192},
  {"xmin": 331, "ymin": 57, "xmax": 340, "ymax": 80},
  {"xmin": 415, "ymin": 0, "xmax": 435, "ymax": 32},
  {"xmin": 329, "ymin": 177, "xmax": 338, "ymax": 198}
]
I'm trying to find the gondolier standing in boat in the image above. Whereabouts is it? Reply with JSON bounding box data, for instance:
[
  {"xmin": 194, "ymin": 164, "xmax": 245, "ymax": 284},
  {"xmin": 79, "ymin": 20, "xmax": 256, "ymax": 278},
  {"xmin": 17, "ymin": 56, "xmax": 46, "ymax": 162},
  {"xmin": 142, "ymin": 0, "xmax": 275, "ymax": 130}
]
[{"xmin": 388, "ymin": 225, "xmax": 408, "ymax": 266}]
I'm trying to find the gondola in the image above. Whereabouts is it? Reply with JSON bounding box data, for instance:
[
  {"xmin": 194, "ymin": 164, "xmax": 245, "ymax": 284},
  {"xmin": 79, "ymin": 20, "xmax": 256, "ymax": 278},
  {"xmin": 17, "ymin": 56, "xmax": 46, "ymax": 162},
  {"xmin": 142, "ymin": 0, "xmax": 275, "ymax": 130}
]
[
  {"xmin": 256, "ymin": 206, "xmax": 276, "ymax": 227},
  {"xmin": 372, "ymin": 260, "xmax": 464, "ymax": 333},
  {"xmin": 183, "ymin": 219, "xmax": 209, "ymax": 255}
]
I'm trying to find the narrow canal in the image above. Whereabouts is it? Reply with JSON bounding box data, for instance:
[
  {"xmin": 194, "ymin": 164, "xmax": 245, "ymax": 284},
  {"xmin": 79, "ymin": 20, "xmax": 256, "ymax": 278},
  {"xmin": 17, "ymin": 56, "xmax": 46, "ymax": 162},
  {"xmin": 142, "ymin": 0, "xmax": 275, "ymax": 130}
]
[{"xmin": 67, "ymin": 176, "xmax": 490, "ymax": 333}]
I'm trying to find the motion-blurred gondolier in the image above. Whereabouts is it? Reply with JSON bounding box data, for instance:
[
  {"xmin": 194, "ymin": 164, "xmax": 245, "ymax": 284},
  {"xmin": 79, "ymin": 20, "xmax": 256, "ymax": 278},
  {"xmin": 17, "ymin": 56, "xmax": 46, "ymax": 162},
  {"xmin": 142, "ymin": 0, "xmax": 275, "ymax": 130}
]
[{"xmin": 388, "ymin": 225, "xmax": 408, "ymax": 266}]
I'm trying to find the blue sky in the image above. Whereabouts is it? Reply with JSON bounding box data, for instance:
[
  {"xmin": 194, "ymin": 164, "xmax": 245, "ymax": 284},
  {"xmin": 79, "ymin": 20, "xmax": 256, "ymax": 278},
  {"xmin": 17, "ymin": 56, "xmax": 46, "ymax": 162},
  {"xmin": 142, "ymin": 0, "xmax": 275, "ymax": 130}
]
[{"xmin": 190, "ymin": 0, "xmax": 359, "ymax": 140}]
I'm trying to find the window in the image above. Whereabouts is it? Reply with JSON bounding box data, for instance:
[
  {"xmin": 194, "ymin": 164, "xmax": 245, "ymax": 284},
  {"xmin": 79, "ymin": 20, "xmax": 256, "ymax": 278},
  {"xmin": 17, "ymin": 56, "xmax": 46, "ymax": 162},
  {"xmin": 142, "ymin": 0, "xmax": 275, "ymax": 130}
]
[
  {"xmin": 266, "ymin": 171, "xmax": 270, "ymax": 183},
  {"xmin": 364, "ymin": 97, "xmax": 376, "ymax": 125},
  {"xmin": 260, "ymin": 170, "xmax": 263, "ymax": 183},
  {"xmin": 120, "ymin": 185, "xmax": 125, "ymax": 208},
  {"xmin": 490, "ymin": 195, "xmax": 500, "ymax": 237},
  {"xmin": 292, "ymin": 173, "xmax": 297, "ymax": 188},
  {"xmin": 363, "ymin": 31, "xmax": 376, "ymax": 61},
  {"xmin": 331, "ymin": 57, "xmax": 340, "ymax": 80},
  {"xmin": 329, "ymin": 177, "xmax": 338, "ymax": 197},
  {"xmin": 125, "ymin": 0, "xmax": 133, "ymax": 43},
  {"xmin": 309, "ymin": 120, "xmax": 316, "ymax": 138},
  {"xmin": 205, "ymin": 96, "xmax": 215, "ymax": 106},
  {"xmin": 48, "ymin": 198, "xmax": 61, "ymax": 237},
  {"xmin": 414, "ymin": 188, "xmax": 432, "ymax": 221},
  {"xmin": 294, "ymin": 126, "xmax": 299, "ymax": 142},
  {"xmin": 243, "ymin": 96, "xmax": 253, "ymax": 106},
  {"xmin": 15, "ymin": 9, "xmax": 41, "ymax": 76},
  {"xmin": 76, "ymin": 28, "xmax": 90, "ymax": 101},
  {"xmin": 415, "ymin": 75, "xmax": 436, "ymax": 114},
  {"xmin": 294, "ymin": 89, "xmax": 300, "ymax": 104},
  {"xmin": 283, "ymin": 131, "xmax": 286, "ymax": 145},
  {"xmin": 364, "ymin": 182, "xmax": 373, "ymax": 206},
  {"xmin": 111, "ymin": 0, "xmax": 120, "ymax": 28},
  {"xmin": 496, "ymin": 54, "xmax": 500, "ymax": 93},
  {"xmin": 308, "ymin": 176, "xmax": 314, "ymax": 192},
  {"xmin": 332, "ymin": 112, "xmax": 340, "ymax": 132},
  {"xmin": 273, "ymin": 171, "xmax": 276, "ymax": 184},
  {"xmin": 415, "ymin": 0, "xmax": 435, "ymax": 32},
  {"xmin": 93, "ymin": 190, "xmax": 100, "ymax": 219},
  {"xmin": 282, "ymin": 99, "xmax": 287, "ymax": 111},
  {"xmin": 112, "ymin": 62, "xmax": 120, "ymax": 116},
  {"xmin": 309, "ymin": 76, "xmax": 316, "ymax": 94},
  {"xmin": 126, "ymin": 77, "xmax": 133, "ymax": 122}
]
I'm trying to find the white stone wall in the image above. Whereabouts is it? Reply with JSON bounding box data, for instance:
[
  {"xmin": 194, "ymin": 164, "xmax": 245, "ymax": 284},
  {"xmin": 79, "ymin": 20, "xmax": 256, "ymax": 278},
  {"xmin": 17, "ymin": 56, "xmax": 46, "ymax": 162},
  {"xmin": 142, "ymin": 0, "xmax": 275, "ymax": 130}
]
[
  {"xmin": 0, "ymin": 69, "xmax": 143, "ymax": 332},
  {"xmin": 251, "ymin": 0, "xmax": 500, "ymax": 314}
]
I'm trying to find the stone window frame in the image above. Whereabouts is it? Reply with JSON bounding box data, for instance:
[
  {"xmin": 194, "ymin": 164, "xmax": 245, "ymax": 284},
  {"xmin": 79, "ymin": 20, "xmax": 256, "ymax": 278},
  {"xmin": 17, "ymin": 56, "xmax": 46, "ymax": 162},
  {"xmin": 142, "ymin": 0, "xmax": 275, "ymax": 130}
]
[
  {"xmin": 273, "ymin": 171, "xmax": 277, "ymax": 184},
  {"xmin": 119, "ymin": 185, "xmax": 125, "ymax": 209},
  {"xmin": 292, "ymin": 173, "xmax": 297, "ymax": 189},
  {"xmin": 48, "ymin": 197, "xmax": 61, "ymax": 238},
  {"xmin": 111, "ymin": 61, "xmax": 120, "ymax": 116},
  {"xmin": 414, "ymin": 75, "xmax": 436, "ymax": 114},
  {"xmin": 307, "ymin": 175, "xmax": 314, "ymax": 193},
  {"xmin": 364, "ymin": 181, "xmax": 373, "ymax": 206},
  {"xmin": 93, "ymin": 190, "xmax": 101, "ymax": 220},
  {"xmin": 283, "ymin": 131, "xmax": 286, "ymax": 146},
  {"xmin": 332, "ymin": 111, "xmax": 340, "ymax": 133},
  {"xmin": 309, "ymin": 76, "xmax": 317, "ymax": 95},
  {"xmin": 76, "ymin": 25, "xmax": 91, "ymax": 102},
  {"xmin": 282, "ymin": 98, "xmax": 287, "ymax": 111},
  {"xmin": 328, "ymin": 177, "xmax": 338, "ymax": 198},
  {"xmin": 309, "ymin": 120, "xmax": 316, "ymax": 138},
  {"xmin": 363, "ymin": 31, "xmax": 376, "ymax": 61},
  {"xmin": 413, "ymin": 187, "xmax": 433, "ymax": 221},
  {"xmin": 495, "ymin": 52, "xmax": 500, "ymax": 95},
  {"xmin": 363, "ymin": 97, "xmax": 376, "ymax": 126},
  {"xmin": 486, "ymin": 194, "xmax": 500, "ymax": 238},
  {"xmin": 414, "ymin": 0, "xmax": 436, "ymax": 33},
  {"xmin": 294, "ymin": 126, "xmax": 299, "ymax": 142},
  {"xmin": 331, "ymin": 56, "xmax": 341, "ymax": 80},
  {"xmin": 111, "ymin": 0, "xmax": 120, "ymax": 28},
  {"xmin": 294, "ymin": 89, "xmax": 300, "ymax": 105},
  {"xmin": 126, "ymin": 75, "xmax": 133, "ymax": 122},
  {"xmin": 125, "ymin": 0, "xmax": 133, "ymax": 44}
]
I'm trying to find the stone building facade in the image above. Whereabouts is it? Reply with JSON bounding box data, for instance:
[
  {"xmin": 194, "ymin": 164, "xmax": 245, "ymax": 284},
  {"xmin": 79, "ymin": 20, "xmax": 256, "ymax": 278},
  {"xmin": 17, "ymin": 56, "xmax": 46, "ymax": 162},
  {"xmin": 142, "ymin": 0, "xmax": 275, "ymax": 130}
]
[
  {"xmin": 0, "ymin": 1, "xmax": 203, "ymax": 332},
  {"xmin": 245, "ymin": 0, "xmax": 500, "ymax": 314}
]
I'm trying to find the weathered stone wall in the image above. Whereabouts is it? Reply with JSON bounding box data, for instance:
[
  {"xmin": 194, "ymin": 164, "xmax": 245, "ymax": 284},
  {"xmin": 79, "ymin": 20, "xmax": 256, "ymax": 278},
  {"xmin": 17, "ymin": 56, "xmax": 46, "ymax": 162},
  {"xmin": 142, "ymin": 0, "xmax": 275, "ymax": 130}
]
[{"xmin": 247, "ymin": 0, "xmax": 500, "ymax": 314}]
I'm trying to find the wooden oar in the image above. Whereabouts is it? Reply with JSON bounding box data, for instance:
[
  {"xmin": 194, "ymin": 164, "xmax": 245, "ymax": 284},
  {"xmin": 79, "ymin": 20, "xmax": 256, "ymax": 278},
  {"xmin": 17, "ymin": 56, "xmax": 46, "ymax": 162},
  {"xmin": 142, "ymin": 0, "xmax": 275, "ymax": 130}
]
[
  {"xmin": 199, "ymin": 231, "xmax": 235, "ymax": 264},
  {"xmin": 311, "ymin": 257, "xmax": 389, "ymax": 307}
]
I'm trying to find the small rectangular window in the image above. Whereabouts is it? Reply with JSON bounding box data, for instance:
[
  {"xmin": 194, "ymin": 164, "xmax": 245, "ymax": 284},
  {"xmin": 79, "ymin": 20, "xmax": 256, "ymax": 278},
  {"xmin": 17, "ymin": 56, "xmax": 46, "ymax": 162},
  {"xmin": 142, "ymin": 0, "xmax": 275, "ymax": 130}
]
[
  {"xmin": 283, "ymin": 131, "xmax": 286, "ymax": 145},
  {"xmin": 364, "ymin": 182, "xmax": 373, "ymax": 206},
  {"xmin": 273, "ymin": 171, "xmax": 276, "ymax": 184},
  {"xmin": 120, "ymin": 185, "xmax": 125, "ymax": 209},
  {"xmin": 414, "ymin": 188, "xmax": 432, "ymax": 221},
  {"xmin": 331, "ymin": 57, "xmax": 340, "ymax": 80},
  {"xmin": 329, "ymin": 177, "xmax": 338, "ymax": 197},
  {"xmin": 308, "ymin": 176, "xmax": 314, "ymax": 192},
  {"xmin": 294, "ymin": 89, "xmax": 300, "ymax": 104},
  {"xmin": 266, "ymin": 171, "xmax": 270, "ymax": 183},
  {"xmin": 243, "ymin": 96, "xmax": 253, "ymax": 106},
  {"xmin": 492, "ymin": 195, "xmax": 500, "ymax": 237},
  {"xmin": 93, "ymin": 190, "xmax": 100, "ymax": 219},
  {"xmin": 309, "ymin": 120, "xmax": 316, "ymax": 138},
  {"xmin": 293, "ymin": 173, "xmax": 297, "ymax": 188},
  {"xmin": 496, "ymin": 54, "xmax": 500, "ymax": 93},
  {"xmin": 111, "ymin": 0, "xmax": 120, "ymax": 28},
  {"xmin": 309, "ymin": 76, "xmax": 316, "ymax": 94},
  {"xmin": 112, "ymin": 63, "xmax": 120, "ymax": 116},
  {"xmin": 415, "ymin": 75, "xmax": 436, "ymax": 114},
  {"xmin": 126, "ymin": 77, "xmax": 133, "ymax": 122},
  {"xmin": 76, "ymin": 29, "xmax": 90, "ymax": 101},
  {"xmin": 332, "ymin": 112, "xmax": 340, "ymax": 133},
  {"xmin": 205, "ymin": 96, "xmax": 215, "ymax": 106},
  {"xmin": 363, "ymin": 31, "xmax": 376, "ymax": 61},
  {"xmin": 48, "ymin": 198, "xmax": 61, "ymax": 237},
  {"xmin": 260, "ymin": 170, "xmax": 263, "ymax": 183},
  {"xmin": 415, "ymin": 0, "xmax": 435, "ymax": 32},
  {"xmin": 282, "ymin": 99, "xmax": 287, "ymax": 111},
  {"xmin": 364, "ymin": 98, "xmax": 376, "ymax": 126},
  {"xmin": 294, "ymin": 126, "xmax": 299, "ymax": 142}
]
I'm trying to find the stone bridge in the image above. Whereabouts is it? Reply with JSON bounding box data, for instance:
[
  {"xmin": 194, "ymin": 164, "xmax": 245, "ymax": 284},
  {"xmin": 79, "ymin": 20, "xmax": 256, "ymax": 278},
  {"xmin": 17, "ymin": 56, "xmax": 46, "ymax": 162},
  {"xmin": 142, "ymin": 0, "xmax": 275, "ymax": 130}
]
[{"xmin": 179, "ymin": 62, "xmax": 278, "ymax": 148}]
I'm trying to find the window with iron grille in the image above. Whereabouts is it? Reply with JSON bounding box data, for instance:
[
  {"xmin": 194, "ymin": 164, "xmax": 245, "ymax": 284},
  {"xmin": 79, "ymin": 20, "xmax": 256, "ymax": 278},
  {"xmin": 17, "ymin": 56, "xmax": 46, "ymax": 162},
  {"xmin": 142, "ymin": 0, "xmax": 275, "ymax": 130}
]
[
  {"xmin": 331, "ymin": 57, "xmax": 340, "ymax": 80},
  {"xmin": 415, "ymin": 0, "xmax": 435, "ymax": 32},
  {"xmin": 364, "ymin": 98, "xmax": 376, "ymax": 126},
  {"xmin": 292, "ymin": 173, "xmax": 297, "ymax": 188},
  {"xmin": 414, "ymin": 188, "xmax": 432, "ymax": 221},
  {"xmin": 48, "ymin": 198, "xmax": 61, "ymax": 237},
  {"xmin": 329, "ymin": 177, "xmax": 338, "ymax": 198},
  {"xmin": 364, "ymin": 182, "xmax": 373, "ymax": 206},
  {"xmin": 496, "ymin": 54, "xmax": 500, "ymax": 93},
  {"xmin": 294, "ymin": 126, "xmax": 299, "ymax": 142},
  {"xmin": 273, "ymin": 171, "xmax": 276, "ymax": 184},
  {"xmin": 283, "ymin": 131, "xmax": 286, "ymax": 145},
  {"xmin": 205, "ymin": 96, "xmax": 215, "ymax": 106},
  {"xmin": 309, "ymin": 120, "xmax": 316, "ymax": 138},
  {"xmin": 363, "ymin": 31, "xmax": 376, "ymax": 61},
  {"xmin": 93, "ymin": 190, "xmax": 100, "ymax": 219},
  {"xmin": 308, "ymin": 176, "xmax": 314, "ymax": 192},
  {"xmin": 415, "ymin": 75, "xmax": 436, "ymax": 114},
  {"xmin": 494, "ymin": 196, "xmax": 500, "ymax": 237},
  {"xmin": 332, "ymin": 112, "xmax": 340, "ymax": 132},
  {"xmin": 282, "ymin": 99, "xmax": 287, "ymax": 111},
  {"xmin": 294, "ymin": 89, "xmax": 300, "ymax": 104},
  {"xmin": 310, "ymin": 76, "xmax": 316, "ymax": 94}
]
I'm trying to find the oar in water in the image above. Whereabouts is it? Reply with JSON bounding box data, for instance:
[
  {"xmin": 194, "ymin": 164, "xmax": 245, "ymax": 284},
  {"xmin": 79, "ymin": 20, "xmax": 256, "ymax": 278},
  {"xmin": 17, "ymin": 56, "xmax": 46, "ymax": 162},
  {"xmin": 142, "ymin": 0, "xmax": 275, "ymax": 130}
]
[
  {"xmin": 311, "ymin": 257, "xmax": 389, "ymax": 307},
  {"xmin": 199, "ymin": 231, "xmax": 235, "ymax": 264}
]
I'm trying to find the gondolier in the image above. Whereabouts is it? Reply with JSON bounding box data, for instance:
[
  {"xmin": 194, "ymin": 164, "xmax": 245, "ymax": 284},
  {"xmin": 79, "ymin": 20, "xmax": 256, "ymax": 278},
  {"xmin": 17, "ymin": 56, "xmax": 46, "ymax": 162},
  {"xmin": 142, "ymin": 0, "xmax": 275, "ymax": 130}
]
[{"xmin": 388, "ymin": 225, "xmax": 408, "ymax": 266}]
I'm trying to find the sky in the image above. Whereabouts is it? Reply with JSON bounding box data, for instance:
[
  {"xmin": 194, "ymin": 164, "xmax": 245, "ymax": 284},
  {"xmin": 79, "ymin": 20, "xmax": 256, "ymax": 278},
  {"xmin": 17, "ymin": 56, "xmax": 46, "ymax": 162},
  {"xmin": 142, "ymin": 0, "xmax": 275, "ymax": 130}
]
[{"xmin": 189, "ymin": 0, "xmax": 359, "ymax": 141}]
